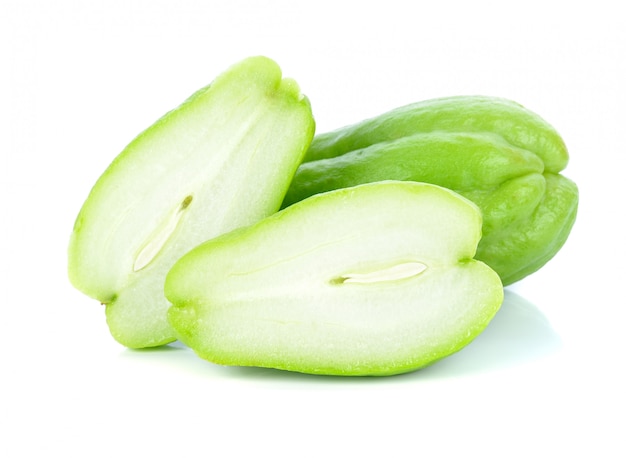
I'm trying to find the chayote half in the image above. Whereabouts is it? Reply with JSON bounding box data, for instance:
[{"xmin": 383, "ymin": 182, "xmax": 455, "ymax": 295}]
[
  {"xmin": 284, "ymin": 96, "xmax": 578, "ymax": 285},
  {"xmin": 68, "ymin": 56, "xmax": 315, "ymax": 348},
  {"xmin": 166, "ymin": 181, "xmax": 503, "ymax": 376}
]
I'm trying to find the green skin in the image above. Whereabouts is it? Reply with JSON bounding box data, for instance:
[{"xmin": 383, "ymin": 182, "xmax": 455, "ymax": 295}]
[
  {"xmin": 166, "ymin": 181, "xmax": 503, "ymax": 376},
  {"xmin": 284, "ymin": 96, "xmax": 579, "ymax": 285}
]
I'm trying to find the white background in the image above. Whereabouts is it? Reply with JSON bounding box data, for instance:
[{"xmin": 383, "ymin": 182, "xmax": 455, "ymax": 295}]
[{"xmin": 2, "ymin": 1, "xmax": 624, "ymax": 456}]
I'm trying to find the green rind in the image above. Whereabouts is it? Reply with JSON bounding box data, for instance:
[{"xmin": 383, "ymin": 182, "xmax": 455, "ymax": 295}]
[
  {"xmin": 68, "ymin": 56, "xmax": 315, "ymax": 348},
  {"xmin": 166, "ymin": 181, "xmax": 503, "ymax": 376},
  {"xmin": 284, "ymin": 131, "xmax": 545, "ymax": 207},
  {"xmin": 304, "ymin": 95, "xmax": 568, "ymax": 173},
  {"xmin": 477, "ymin": 173, "xmax": 579, "ymax": 285}
]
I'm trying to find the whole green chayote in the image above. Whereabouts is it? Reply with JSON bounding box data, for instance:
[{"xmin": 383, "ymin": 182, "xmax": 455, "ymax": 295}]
[{"xmin": 283, "ymin": 96, "xmax": 578, "ymax": 285}]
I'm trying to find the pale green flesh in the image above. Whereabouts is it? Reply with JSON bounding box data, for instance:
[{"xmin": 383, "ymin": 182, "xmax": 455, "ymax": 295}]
[
  {"xmin": 68, "ymin": 56, "xmax": 315, "ymax": 348},
  {"xmin": 166, "ymin": 181, "xmax": 504, "ymax": 376}
]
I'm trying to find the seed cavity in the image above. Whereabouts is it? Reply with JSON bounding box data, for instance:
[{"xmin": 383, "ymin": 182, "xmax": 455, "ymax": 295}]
[
  {"xmin": 133, "ymin": 195, "xmax": 193, "ymax": 272},
  {"xmin": 331, "ymin": 261, "xmax": 428, "ymax": 285}
]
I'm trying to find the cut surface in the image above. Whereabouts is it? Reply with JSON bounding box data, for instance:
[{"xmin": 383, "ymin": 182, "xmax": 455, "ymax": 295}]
[
  {"xmin": 166, "ymin": 181, "xmax": 503, "ymax": 376},
  {"xmin": 68, "ymin": 56, "xmax": 315, "ymax": 348}
]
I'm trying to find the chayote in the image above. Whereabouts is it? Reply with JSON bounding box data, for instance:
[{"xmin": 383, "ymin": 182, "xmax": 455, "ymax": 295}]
[{"xmin": 283, "ymin": 96, "xmax": 578, "ymax": 285}]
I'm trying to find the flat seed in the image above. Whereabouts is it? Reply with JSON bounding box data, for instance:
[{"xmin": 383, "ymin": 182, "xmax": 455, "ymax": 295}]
[
  {"xmin": 334, "ymin": 261, "xmax": 428, "ymax": 285},
  {"xmin": 133, "ymin": 196, "xmax": 193, "ymax": 272}
]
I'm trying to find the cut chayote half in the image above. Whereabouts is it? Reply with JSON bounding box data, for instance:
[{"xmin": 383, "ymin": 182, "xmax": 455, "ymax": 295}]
[
  {"xmin": 165, "ymin": 181, "xmax": 504, "ymax": 376},
  {"xmin": 68, "ymin": 56, "xmax": 315, "ymax": 348}
]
